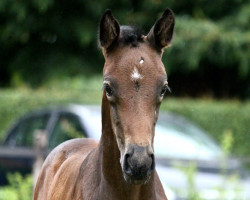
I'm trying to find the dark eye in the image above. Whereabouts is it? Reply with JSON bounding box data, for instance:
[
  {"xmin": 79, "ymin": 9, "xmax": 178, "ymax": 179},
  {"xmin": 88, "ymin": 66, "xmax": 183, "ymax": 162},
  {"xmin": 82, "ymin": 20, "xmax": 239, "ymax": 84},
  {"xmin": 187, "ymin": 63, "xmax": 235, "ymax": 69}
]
[
  {"xmin": 160, "ymin": 85, "xmax": 171, "ymax": 97},
  {"xmin": 104, "ymin": 84, "xmax": 113, "ymax": 97}
]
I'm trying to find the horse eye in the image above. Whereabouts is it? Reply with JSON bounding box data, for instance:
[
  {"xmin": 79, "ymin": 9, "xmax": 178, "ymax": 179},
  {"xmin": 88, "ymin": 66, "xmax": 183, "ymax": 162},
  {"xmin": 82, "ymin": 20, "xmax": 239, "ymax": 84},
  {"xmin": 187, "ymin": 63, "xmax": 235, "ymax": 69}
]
[
  {"xmin": 105, "ymin": 85, "xmax": 113, "ymax": 97},
  {"xmin": 160, "ymin": 85, "xmax": 171, "ymax": 97}
]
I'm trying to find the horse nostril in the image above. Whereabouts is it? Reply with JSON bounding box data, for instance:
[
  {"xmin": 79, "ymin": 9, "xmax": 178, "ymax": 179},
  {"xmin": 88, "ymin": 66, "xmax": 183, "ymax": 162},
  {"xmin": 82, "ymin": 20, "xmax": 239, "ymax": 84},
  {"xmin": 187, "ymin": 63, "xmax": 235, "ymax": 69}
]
[
  {"xmin": 150, "ymin": 153, "xmax": 155, "ymax": 172},
  {"xmin": 124, "ymin": 153, "xmax": 132, "ymax": 175}
]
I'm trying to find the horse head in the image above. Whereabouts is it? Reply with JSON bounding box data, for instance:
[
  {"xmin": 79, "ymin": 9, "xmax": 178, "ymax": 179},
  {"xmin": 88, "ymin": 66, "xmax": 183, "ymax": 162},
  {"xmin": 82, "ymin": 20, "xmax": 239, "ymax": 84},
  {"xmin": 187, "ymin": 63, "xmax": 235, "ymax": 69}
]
[{"xmin": 99, "ymin": 9, "xmax": 174, "ymax": 185}]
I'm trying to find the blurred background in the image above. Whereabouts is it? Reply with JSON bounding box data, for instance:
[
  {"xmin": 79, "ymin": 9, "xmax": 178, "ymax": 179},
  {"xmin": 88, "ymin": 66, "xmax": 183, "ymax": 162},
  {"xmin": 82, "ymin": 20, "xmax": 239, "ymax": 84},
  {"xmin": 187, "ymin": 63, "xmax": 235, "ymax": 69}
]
[{"xmin": 0, "ymin": 0, "xmax": 249, "ymax": 199}]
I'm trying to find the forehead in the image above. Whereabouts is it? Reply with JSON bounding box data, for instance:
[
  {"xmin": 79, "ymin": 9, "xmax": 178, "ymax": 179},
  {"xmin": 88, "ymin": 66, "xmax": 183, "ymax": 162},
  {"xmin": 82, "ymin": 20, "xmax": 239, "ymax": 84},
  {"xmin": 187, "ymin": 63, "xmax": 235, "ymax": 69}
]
[{"xmin": 103, "ymin": 43, "xmax": 166, "ymax": 80}]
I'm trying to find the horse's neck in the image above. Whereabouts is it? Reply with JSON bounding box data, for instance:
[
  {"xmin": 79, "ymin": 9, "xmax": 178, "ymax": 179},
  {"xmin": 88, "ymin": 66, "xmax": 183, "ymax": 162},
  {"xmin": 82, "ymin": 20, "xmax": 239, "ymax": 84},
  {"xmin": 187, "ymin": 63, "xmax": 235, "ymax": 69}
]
[
  {"xmin": 96, "ymin": 93, "xmax": 156, "ymax": 199},
  {"xmin": 99, "ymin": 93, "xmax": 123, "ymax": 185}
]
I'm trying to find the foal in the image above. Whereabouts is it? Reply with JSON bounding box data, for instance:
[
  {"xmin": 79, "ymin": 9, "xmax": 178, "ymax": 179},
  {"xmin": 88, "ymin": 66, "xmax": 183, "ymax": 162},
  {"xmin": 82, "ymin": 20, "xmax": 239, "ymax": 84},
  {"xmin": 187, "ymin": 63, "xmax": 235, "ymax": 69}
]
[{"xmin": 34, "ymin": 8, "xmax": 175, "ymax": 200}]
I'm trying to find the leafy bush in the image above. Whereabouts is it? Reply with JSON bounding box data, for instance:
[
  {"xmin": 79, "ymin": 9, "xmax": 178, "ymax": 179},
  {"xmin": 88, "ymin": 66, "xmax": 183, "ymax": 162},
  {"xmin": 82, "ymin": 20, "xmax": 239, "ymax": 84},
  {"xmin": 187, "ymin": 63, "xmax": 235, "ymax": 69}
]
[{"xmin": 0, "ymin": 173, "xmax": 32, "ymax": 200}]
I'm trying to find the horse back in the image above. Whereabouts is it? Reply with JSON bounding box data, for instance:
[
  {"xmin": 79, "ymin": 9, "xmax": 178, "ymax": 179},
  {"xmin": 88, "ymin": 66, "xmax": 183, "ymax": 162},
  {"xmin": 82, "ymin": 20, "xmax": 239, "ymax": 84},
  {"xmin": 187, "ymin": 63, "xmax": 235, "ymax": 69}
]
[{"xmin": 34, "ymin": 138, "xmax": 98, "ymax": 200}]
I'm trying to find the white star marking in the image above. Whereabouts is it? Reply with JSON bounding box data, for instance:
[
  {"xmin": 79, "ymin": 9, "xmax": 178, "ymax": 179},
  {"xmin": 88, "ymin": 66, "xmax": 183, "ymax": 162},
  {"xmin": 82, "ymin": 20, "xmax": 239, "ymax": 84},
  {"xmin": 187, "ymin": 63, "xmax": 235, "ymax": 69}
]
[{"xmin": 131, "ymin": 67, "xmax": 143, "ymax": 81}]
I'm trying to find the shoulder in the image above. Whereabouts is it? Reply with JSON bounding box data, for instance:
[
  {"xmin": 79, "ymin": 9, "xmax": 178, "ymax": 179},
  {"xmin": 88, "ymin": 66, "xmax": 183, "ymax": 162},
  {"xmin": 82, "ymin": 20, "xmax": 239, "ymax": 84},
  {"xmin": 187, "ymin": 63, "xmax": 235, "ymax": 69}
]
[
  {"xmin": 34, "ymin": 138, "xmax": 98, "ymax": 200},
  {"xmin": 45, "ymin": 138, "xmax": 98, "ymax": 166}
]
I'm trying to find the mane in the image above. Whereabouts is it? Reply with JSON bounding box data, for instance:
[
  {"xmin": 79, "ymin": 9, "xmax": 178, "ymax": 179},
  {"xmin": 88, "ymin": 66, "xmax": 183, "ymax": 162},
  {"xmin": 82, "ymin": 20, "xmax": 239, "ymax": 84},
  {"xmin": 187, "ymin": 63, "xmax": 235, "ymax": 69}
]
[{"xmin": 119, "ymin": 26, "xmax": 144, "ymax": 47}]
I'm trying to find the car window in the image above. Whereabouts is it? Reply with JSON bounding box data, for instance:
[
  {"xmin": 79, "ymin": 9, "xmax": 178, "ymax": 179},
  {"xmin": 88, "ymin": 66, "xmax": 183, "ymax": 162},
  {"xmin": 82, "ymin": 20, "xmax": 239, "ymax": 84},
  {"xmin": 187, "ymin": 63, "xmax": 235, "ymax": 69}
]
[
  {"xmin": 154, "ymin": 118, "xmax": 222, "ymax": 160},
  {"xmin": 6, "ymin": 113, "xmax": 50, "ymax": 147},
  {"xmin": 48, "ymin": 113, "xmax": 86, "ymax": 149}
]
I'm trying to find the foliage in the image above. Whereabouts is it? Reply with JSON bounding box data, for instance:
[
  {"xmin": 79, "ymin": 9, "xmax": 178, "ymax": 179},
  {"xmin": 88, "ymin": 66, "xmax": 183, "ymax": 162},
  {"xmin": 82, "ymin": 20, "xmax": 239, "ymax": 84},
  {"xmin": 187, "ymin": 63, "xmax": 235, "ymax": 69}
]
[
  {"xmin": 0, "ymin": 76, "xmax": 102, "ymax": 142},
  {"xmin": 0, "ymin": 0, "xmax": 249, "ymax": 98},
  {"xmin": 0, "ymin": 173, "xmax": 32, "ymax": 200},
  {"xmin": 165, "ymin": 13, "xmax": 250, "ymax": 98},
  {"xmin": 175, "ymin": 162, "xmax": 202, "ymax": 200},
  {"xmin": 216, "ymin": 131, "xmax": 245, "ymax": 200}
]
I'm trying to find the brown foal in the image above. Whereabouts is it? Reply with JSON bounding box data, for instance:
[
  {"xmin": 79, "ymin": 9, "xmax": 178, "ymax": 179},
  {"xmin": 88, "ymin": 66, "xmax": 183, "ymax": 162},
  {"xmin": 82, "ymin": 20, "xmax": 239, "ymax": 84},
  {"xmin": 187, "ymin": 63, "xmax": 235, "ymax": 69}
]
[{"xmin": 34, "ymin": 8, "xmax": 175, "ymax": 200}]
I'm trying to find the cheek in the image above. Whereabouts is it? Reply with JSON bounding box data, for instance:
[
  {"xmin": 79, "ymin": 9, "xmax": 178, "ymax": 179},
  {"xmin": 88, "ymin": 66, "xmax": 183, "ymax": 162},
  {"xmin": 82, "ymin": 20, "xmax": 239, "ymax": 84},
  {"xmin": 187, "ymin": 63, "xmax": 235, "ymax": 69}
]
[{"xmin": 110, "ymin": 106, "xmax": 125, "ymax": 147}]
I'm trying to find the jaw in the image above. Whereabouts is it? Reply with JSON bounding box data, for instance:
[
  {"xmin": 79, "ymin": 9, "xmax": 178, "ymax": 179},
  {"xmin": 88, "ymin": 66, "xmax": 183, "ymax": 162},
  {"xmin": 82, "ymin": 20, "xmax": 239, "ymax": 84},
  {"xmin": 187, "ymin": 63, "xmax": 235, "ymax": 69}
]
[{"xmin": 122, "ymin": 171, "xmax": 152, "ymax": 185}]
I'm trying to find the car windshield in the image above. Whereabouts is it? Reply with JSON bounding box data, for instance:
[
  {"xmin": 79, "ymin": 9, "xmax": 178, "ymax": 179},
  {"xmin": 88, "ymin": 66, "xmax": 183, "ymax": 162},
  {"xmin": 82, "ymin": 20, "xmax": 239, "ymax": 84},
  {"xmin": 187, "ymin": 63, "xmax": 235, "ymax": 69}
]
[{"xmin": 154, "ymin": 114, "xmax": 222, "ymax": 160}]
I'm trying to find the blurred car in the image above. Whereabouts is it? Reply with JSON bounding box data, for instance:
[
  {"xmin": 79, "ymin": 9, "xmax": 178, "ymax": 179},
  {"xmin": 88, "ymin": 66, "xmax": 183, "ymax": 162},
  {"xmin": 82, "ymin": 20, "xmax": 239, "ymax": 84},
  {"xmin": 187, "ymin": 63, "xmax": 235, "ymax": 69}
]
[{"xmin": 0, "ymin": 104, "xmax": 250, "ymax": 199}]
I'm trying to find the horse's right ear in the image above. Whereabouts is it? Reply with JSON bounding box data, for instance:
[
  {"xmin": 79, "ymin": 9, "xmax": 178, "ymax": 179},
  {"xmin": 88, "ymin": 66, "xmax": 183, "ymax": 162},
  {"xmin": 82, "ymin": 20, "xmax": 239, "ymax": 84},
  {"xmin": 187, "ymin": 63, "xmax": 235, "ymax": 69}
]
[
  {"xmin": 99, "ymin": 9, "xmax": 120, "ymax": 49},
  {"xmin": 147, "ymin": 8, "xmax": 175, "ymax": 52}
]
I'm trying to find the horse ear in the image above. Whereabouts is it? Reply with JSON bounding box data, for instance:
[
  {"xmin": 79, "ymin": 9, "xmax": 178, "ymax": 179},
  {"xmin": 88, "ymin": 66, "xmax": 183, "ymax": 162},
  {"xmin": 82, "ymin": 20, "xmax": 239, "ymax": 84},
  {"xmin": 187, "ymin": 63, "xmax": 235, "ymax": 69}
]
[
  {"xmin": 99, "ymin": 9, "xmax": 120, "ymax": 49},
  {"xmin": 147, "ymin": 8, "xmax": 175, "ymax": 51}
]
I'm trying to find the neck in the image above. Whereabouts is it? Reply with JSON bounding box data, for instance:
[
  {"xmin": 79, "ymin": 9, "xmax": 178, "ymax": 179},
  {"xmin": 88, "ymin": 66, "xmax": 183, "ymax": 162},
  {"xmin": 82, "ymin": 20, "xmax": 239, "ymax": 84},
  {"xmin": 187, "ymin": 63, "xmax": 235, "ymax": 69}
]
[{"xmin": 97, "ymin": 93, "xmax": 156, "ymax": 200}]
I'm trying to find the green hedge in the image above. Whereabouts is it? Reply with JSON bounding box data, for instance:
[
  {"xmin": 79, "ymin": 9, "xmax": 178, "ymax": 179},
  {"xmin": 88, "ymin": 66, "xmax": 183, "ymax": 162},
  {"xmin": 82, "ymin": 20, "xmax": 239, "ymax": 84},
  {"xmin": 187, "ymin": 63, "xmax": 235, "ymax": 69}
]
[
  {"xmin": 161, "ymin": 99, "xmax": 250, "ymax": 158},
  {"xmin": 0, "ymin": 81, "xmax": 249, "ymax": 159},
  {"xmin": 0, "ymin": 76, "xmax": 103, "ymax": 141}
]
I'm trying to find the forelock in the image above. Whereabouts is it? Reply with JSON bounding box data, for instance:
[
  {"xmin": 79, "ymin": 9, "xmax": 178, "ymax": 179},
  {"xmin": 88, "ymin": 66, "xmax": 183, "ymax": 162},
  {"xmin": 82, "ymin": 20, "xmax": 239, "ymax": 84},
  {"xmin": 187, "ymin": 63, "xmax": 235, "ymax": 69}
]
[{"xmin": 119, "ymin": 26, "xmax": 144, "ymax": 47}]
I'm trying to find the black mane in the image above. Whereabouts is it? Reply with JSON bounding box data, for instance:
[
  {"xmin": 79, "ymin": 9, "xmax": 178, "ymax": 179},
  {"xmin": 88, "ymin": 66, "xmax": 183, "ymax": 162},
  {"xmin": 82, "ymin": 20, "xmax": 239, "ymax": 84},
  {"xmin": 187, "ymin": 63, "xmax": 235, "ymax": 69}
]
[{"xmin": 120, "ymin": 26, "xmax": 144, "ymax": 47}]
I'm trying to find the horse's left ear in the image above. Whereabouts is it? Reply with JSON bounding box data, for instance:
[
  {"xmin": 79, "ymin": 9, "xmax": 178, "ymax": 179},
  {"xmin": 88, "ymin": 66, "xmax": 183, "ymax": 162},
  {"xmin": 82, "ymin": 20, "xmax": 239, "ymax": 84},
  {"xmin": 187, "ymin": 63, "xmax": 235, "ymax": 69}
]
[{"xmin": 147, "ymin": 8, "xmax": 175, "ymax": 51}]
